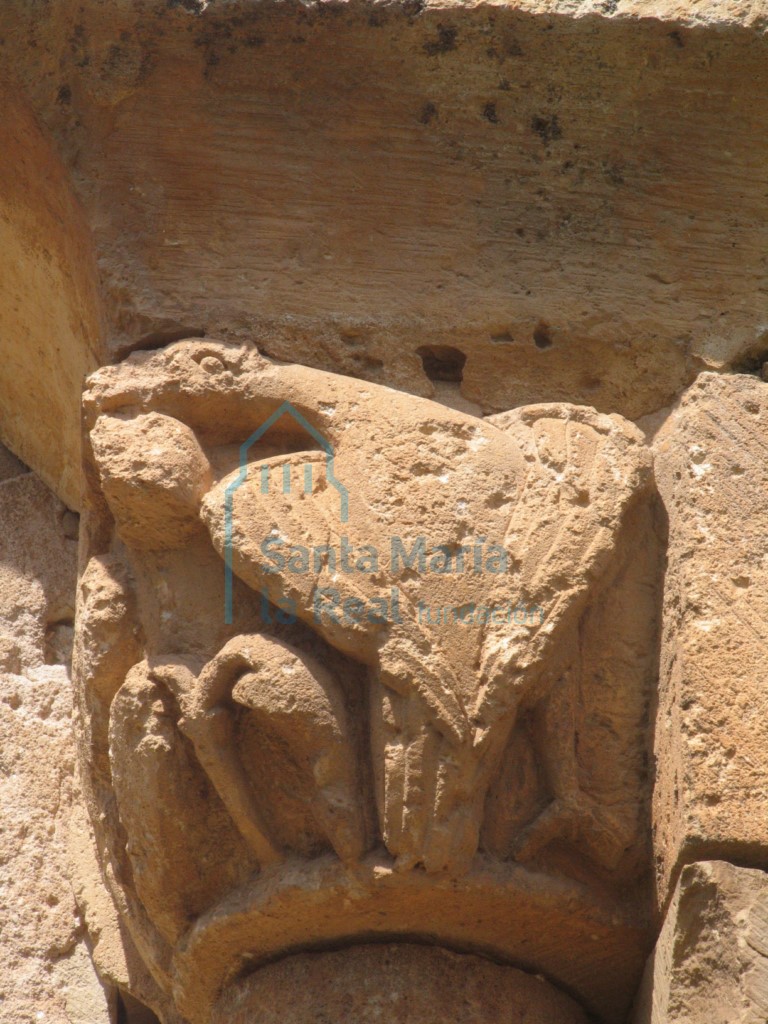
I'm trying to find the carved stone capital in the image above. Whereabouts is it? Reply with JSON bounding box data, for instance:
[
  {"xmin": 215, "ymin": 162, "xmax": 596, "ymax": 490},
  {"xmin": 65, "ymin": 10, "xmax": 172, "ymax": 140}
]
[{"xmin": 75, "ymin": 339, "xmax": 662, "ymax": 1022}]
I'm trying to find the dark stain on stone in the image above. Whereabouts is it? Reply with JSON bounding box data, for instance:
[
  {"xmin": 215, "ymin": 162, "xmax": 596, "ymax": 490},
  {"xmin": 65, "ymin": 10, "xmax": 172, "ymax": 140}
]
[
  {"xmin": 604, "ymin": 162, "xmax": 625, "ymax": 186},
  {"xmin": 403, "ymin": 0, "xmax": 426, "ymax": 17},
  {"xmin": 423, "ymin": 25, "xmax": 458, "ymax": 56},
  {"xmin": 417, "ymin": 345, "xmax": 467, "ymax": 382},
  {"xmin": 533, "ymin": 324, "xmax": 553, "ymax": 349},
  {"xmin": 531, "ymin": 114, "xmax": 562, "ymax": 143},
  {"xmin": 483, "ymin": 102, "xmax": 500, "ymax": 124},
  {"xmin": 166, "ymin": 0, "xmax": 207, "ymax": 11}
]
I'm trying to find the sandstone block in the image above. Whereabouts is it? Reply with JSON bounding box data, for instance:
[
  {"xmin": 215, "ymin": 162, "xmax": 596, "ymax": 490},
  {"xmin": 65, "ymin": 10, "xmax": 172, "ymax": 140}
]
[
  {"xmin": 0, "ymin": 450, "xmax": 115, "ymax": 1023},
  {"xmin": 634, "ymin": 860, "xmax": 768, "ymax": 1024},
  {"xmin": 213, "ymin": 944, "xmax": 590, "ymax": 1024},
  {"xmin": 0, "ymin": 93, "xmax": 102, "ymax": 510},
  {"xmin": 653, "ymin": 372, "xmax": 768, "ymax": 904}
]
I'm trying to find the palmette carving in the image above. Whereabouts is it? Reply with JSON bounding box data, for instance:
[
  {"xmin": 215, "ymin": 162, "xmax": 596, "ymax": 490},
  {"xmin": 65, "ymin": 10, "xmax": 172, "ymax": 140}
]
[{"xmin": 75, "ymin": 339, "xmax": 660, "ymax": 1023}]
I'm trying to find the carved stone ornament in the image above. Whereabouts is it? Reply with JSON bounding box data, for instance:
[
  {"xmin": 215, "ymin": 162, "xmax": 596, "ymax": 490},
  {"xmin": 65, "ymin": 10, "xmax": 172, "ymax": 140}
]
[{"xmin": 74, "ymin": 339, "xmax": 663, "ymax": 1023}]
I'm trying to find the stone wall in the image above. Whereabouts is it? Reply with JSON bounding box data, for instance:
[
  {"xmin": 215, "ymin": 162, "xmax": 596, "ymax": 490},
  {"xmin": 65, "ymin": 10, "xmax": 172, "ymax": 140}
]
[{"xmin": 0, "ymin": 2, "xmax": 767, "ymax": 1022}]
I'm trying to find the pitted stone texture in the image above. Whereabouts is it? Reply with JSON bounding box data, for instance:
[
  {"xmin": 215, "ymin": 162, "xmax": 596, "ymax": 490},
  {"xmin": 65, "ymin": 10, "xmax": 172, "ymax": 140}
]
[
  {"xmin": 0, "ymin": 455, "xmax": 111, "ymax": 1023},
  {"xmin": 0, "ymin": 453, "xmax": 78, "ymax": 674},
  {"xmin": 0, "ymin": 664, "xmax": 111, "ymax": 1024},
  {"xmin": 1, "ymin": 0, "xmax": 767, "ymax": 473},
  {"xmin": 634, "ymin": 861, "xmax": 768, "ymax": 1024},
  {"xmin": 77, "ymin": 340, "xmax": 657, "ymax": 1023},
  {"xmin": 213, "ymin": 944, "xmax": 590, "ymax": 1024},
  {"xmin": 0, "ymin": 0, "xmax": 765, "ymax": 514},
  {"xmin": 0, "ymin": 92, "xmax": 101, "ymax": 510},
  {"xmin": 653, "ymin": 372, "xmax": 768, "ymax": 904}
]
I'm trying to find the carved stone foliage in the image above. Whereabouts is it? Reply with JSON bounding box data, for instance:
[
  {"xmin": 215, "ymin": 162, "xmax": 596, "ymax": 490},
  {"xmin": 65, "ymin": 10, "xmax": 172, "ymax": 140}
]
[{"xmin": 75, "ymin": 339, "xmax": 663, "ymax": 1023}]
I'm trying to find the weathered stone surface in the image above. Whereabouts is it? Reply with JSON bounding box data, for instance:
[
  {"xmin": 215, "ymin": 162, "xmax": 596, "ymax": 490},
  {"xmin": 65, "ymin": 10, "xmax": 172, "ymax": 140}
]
[
  {"xmin": 0, "ymin": 667, "xmax": 112, "ymax": 1024},
  {"xmin": 634, "ymin": 860, "xmax": 768, "ymax": 1024},
  {"xmin": 0, "ymin": 0, "xmax": 764, "ymax": 503},
  {"xmin": 0, "ymin": 448, "xmax": 110, "ymax": 1023},
  {"xmin": 213, "ymin": 944, "xmax": 590, "ymax": 1023},
  {"xmin": 652, "ymin": 372, "xmax": 768, "ymax": 905},
  {"xmin": 0, "ymin": 2, "xmax": 765, "ymax": 1021},
  {"xmin": 75, "ymin": 339, "xmax": 660, "ymax": 1022},
  {"xmin": 0, "ymin": 93, "xmax": 102, "ymax": 510},
  {"xmin": 0, "ymin": 452, "xmax": 78, "ymax": 678}
]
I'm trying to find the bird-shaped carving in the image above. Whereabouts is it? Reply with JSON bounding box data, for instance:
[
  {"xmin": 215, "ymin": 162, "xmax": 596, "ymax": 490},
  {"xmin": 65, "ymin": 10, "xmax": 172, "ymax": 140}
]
[
  {"xmin": 195, "ymin": 354, "xmax": 651, "ymax": 875},
  {"xmin": 86, "ymin": 341, "xmax": 652, "ymax": 878}
]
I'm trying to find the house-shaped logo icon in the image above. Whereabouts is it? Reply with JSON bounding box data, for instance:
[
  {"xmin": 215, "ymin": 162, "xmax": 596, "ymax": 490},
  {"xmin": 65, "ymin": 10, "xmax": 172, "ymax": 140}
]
[{"xmin": 224, "ymin": 401, "xmax": 349, "ymax": 623}]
